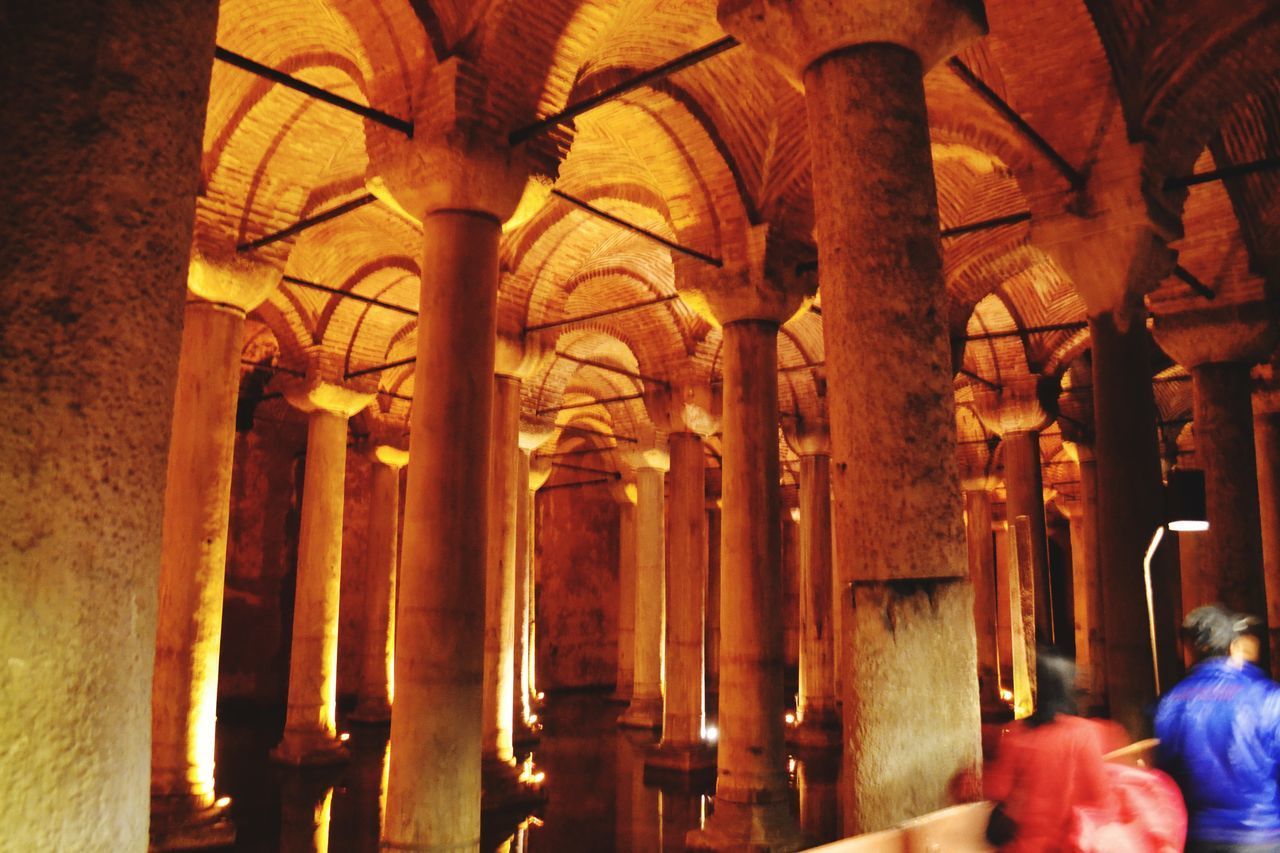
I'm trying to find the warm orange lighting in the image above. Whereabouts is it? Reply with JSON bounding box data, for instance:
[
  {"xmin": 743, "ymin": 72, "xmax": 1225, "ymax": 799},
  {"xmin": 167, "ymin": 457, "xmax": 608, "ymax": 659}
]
[
  {"xmin": 528, "ymin": 714, "xmax": 539, "ymax": 724},
  {"xmin": 999, "ymin": 688, "xmax": 1014, "ymax": 703},
  {"xmin": 518, "ymin": 755, "xmax": 546, "ymax": 785},
  {"xmin": 339, "ymin": 732, "xmax": 350, "ymax": 742},
  {"xmin": 784, "ymin": 712, "xmax": 796, "ymax": 726},
  {"xmin": 704, "ymin": 725, "xmax": 719, "ymax": 742},
  {"xmin": 215, "ymin": 796, "xmax": 231, "ymax": 809}
]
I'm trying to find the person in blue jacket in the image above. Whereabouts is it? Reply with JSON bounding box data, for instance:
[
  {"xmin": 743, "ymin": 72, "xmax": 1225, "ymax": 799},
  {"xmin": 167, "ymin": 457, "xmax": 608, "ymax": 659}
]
[{"xmin": 1155, "ymin": 603, "xmax": 1280, "ymax": 853}]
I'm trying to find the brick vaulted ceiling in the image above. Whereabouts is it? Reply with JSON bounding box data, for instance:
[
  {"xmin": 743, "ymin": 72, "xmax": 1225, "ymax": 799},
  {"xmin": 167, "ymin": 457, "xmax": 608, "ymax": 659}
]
[{"xmin": 212, "ymin": 0, "xmax": 1280, "ymax": 473}]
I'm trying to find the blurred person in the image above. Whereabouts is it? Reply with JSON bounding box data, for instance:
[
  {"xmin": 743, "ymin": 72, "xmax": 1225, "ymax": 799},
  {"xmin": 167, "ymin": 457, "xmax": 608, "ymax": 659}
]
[
  {"xmin": 984, "ymin": 650, "xmax": 1110, "ymax": 851},
  {"xmin": 1156, "ymin": 604, "xmax": 1280, "ymax": 853}
]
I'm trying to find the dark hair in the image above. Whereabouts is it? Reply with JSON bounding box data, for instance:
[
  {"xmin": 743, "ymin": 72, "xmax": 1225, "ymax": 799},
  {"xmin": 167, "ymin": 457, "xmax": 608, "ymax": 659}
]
[
  {"xmin": 1026, "ymin": 649, "xmax": 1078, "ymax": 728},
  {"xmin": 1182, "ymin": 604, "xmax": 1239, "ymax": 660}
]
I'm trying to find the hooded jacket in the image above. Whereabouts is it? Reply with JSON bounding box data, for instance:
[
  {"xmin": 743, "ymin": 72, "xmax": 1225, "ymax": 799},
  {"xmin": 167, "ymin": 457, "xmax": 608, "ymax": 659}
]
[{"xmin": 1155, "ymin": 657, "xmax": 1280, "ymax": 844}]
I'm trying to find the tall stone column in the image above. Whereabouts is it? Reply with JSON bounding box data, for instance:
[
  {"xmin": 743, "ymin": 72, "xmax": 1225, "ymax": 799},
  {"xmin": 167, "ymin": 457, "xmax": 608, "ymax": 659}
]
[
  {"xmin": 367, "ymin": 59, "xmax": 549, "ymax": 850},
  {"xmin": 789, "ymin": 421, "xmax": 839, "ymax": 747},
  {"xmin": 483, "ymin": 359, "xmax": 547, "ymax": 807},
  {"xmin": 150, "ymin": 254, "xmax": 278, "ymax": 848},
  {"xmin": 523, "ymin": 452, "xmax": 553, "ymax": 720},
  {"xmin": 350, "ymin": 440, "xmax": 408, "ymax": 724},
  {"xmin": 717, "ymin": 0, "xmax": 985, "ymax": 832},
  {"xmin": 1059, "ymin": 362, "xmax": 1107, "ymax": 710},
  {"xmin": 272, "ymin": 364, "xmax": 375, "ymax": 765},
  {"xmin": 619, "ymin": 452, "xmax": 669, "ymax": 730},
  {"xmin": 963, "ymin": 483, "xmax": 1000, "ymax": 709},
  {"xmin": 0, "ymin": 5, "xmax": 217, "ymax": 848},
  {"xmin": 1256, "ymin": 389, "xmax": 1280, "ymax": 675},
  {"xmin": 648, "ymin": 428, "xmax": 716, "ymax": 773},
  {"xmin": 706, "ymin": 487, "xmax": 723, "ymax": 696},
  {"xmin": 612, "ymin": 489, "xmax": 639, "ymax": 703},
  {"xmin": 1155, "ymin": 305, "xmax": 1276, "ymax": 670},
  {"xmin": 513, "ymin": 434, "xmax": 551, "ymax": 742},
  {"xmin": 683, "ymin": 224, "xmax": 813, "ymax": 851},
  {"xmin": 973, "ymin": 375, "xmax": 1056, "ymax": 643}
]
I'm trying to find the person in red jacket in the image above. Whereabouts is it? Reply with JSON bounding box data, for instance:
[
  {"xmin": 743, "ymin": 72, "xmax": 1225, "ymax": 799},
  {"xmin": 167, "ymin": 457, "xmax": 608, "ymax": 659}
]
[{"xmin": 984, "ymin": 652, "xmax": 1111, "ymax": 852}]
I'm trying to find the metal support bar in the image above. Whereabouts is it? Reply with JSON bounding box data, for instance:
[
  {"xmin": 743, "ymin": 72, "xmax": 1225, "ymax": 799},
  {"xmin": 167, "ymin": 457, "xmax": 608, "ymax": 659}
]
[
  {"xmin": 214, "ymin": 46, "xmax": 413, "ymax": 136},
  {"xmin": 239, "ymin": 194, "xmax": 377, "ymax": 252},
  {"xmin": 551, "ymin": 189, "xmax": 723, "ymax": 266},
  {"xmin": 958, "ymin": 368, "xmax": 1002, "ymax": 390},
  {"xmin": 941, "ymin": 211, "xmax": 1032, "ymax": 239},
  {"xmin": 948, "ymin": 58, "xmax": 1085, "ymax": 189},
  {"xmin": 524, "ymin": 293, "xmax": 679, "ymax": 333},
  {"xmin": 240, "ymin": 359, "xmax": 305, "ymax": 377},
  {"xmin": 346, "ymin": 355, "xmax": 416, "ymax": 379},
  {"xmin": 542, "ymin": 476, "xmax": 616, "ymax": 492},
  {"xmin": 552, "ymin": 461, "xmax": 617, "ymax": 477},
  {"xmin": 537, "ymin": 392, "xmax": 645, "ymax": 415},
  {"xmin": 1165, "ymin": 155, "xmax": 1280, "ymax": 190},
  {"xmin": 509, "ymin": 36, "xmax": 740, "ymax": 144},
  {"xmin": 556, "ymin": 423, "xmax": 638, "ymax": 444},
  {"xmin": 963, "ymin": 321, "xmax": 1088, "ymax": 342},
  {"xmin": 535, "ymin": 446, "xmax": 621, "ymax": 459},
  {"xmin": 1173, "ymin": 265, "xmax": 1216, "ymax": 300},
  {"xmin": 378, "ymin": 389, "xmax": 413, "ymax": 402},
  {"xmin": 554, "ymin": 352, "xmax": 669, "ymax": 387},
  {"xmin": 282, "ymin": 275, "xmax": 418, "ymax": 316},
  {"xmin": 779, "ymin": 361, "xmax": 824, "ymax": 374}
]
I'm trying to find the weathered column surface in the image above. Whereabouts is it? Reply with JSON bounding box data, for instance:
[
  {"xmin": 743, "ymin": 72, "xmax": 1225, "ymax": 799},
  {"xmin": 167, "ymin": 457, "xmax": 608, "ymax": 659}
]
[
  {"xmin": 368, "ymin": 60, "xmax": 543, "ymax": 850},
  {"xmin": 0, "ymin": 5, "xmax": 217, "ymax": 848},
  {"xmin": 151, "ymin": 255, "xmax": 278, "ymax": 849},
  {"xmin": 273, "ymin": 369, "xmax": 374, "ymax": 765},
  {"xmin": 1256, "ymin": 390, "xmax": 1280, "ymax": 676},
  {"xmin": 791, "ymin": 425, "xmax": 840, "ymax": 747},
  {"xmin": 718, "ymin": 0, "xmax": 986, "ymax": 833},
  {"xmin": 1007, "ymin": 515, "xmax": 1038, "ymax": 718},
  {"xmin": 522, "ymin": 451, "xmax": 553, "ymax": 724},
  {"xmin": 350, "ymin": 440, "xmax": 408, "ymax": 724},
  {"xmin": 963, "ymin": 484, "xmax": 1001, "ymax": 709},
  {"xmin": 648, "ymin": 424, "xmax": 716, "ymax": 773},
  {"xmin": 619, "ymin": 454, "xmax": 669, "ymax": 730},
  {"xmin": 705, "ymin": 488, "xmax": 723, "ymax": 696},
  {"xmin": 1156, "ymin": 306, "xmax": 1275, "ymax": 671}
]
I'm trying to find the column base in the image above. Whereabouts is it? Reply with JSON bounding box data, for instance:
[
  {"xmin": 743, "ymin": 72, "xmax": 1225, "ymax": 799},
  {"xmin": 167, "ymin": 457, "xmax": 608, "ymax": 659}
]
[
  {"xmin": 686, "ymin": 797, "xmax": 803, "ymax": 852},
  {"xmin": 149, "ymin": 796, "xmax": 235, "ymax": 851},
  {"xmin": 608, "ymin": 685, "xmax": 634, "ymax": 705},
  {"xmin": 269, "ymin": 731, "xmax": 350, "ymax": 767},
  {"xmin": 481, "ymin": 756, "xmax": 548, "ymax": 813},
  {"xmin": 348, "ymin": 698, "xmax": 392, "ymax": 725},
  {"xmin": 787, "ymin": 708, "xmax": 841, "ymax": 750},
  {"xmin": 617, "ymin": 696, "xmax": 663, "ymax": 729},
  {"xmin": 643, "ymin": 741, "xmax": 717, "ymax": 781}
]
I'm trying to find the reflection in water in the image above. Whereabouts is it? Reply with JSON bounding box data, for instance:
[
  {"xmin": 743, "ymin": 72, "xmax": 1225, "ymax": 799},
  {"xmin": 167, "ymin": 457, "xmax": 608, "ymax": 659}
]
[{"xmin": 214, "ymin": 693, "xmax": 838, "ymax": 851}]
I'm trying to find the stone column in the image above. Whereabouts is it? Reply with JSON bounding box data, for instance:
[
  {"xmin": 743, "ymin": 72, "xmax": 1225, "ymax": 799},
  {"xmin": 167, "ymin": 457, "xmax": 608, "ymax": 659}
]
[
  {"xmin": 272, "ymin": 367, "xmax": 375, "ymax": 765},
  {"xmin": 973, "ymin": 375, "xmax": 1056, "ymax": 644},
  {"xmin": 963, "ymin": 483, "xmax": 1000, "ymax": 709},
  {"xmin": 350, "ymin": 442, "xmax": 408, "ymax": 724},
  {"xmin": 0, "ymin": 5, "xmax": 217, "ymax": 848},
  {"xmin": 1155, "ymin": 306, "xmax": 1276, "ymax": 672},
  {"xmin": 612, "ymin": 485, "xmax": 639, "ymax": 703},
  {"xmin": 619, "ymin": 452, "xmax": 669, "ymax": 730},
  {"xmin": 514, "ymin": 435, "xmax": 551, "ymax": 742},
  {"xmin": 647, "ymin": 429, "xmax": 715, "ymax": 773},
  {"xmin": 368, "ymin": 59, "xmax": 544, "ymax": 850},
  {"xmin": 706, "ymin": 489, "xmax": 723, "ymax": 697},
  {"xmin": 1256, "ymin": 390, "xmax": 1280, "ymax": 675},
  {"xmin": 523, "ymin": 452, "xmax": 553, "ymax": 719},
  {"xmin": 1007, "ymin": 515, "xmax": 1038, "ymax": 718},
  {"xmin": 482, "ymin": 368, "xmax": 545, "ymax": 807},
  {"xmin": 717, "ymin": 0, "xmax": 986, "ymax": 833},
  {"xmin": 149, "ymin": 255, "xmax": 278, "ymax": 848},
  {"xmin": 1059, "ymin": 362, "xmax": 1107, "ymax": 710},
  {"xmin": 682, "ymin": 226, "xmax": 813, "ymax": 850},
  {"xmin": 790, "ymin": 423, "xmax": 839, "ymax": 747}
]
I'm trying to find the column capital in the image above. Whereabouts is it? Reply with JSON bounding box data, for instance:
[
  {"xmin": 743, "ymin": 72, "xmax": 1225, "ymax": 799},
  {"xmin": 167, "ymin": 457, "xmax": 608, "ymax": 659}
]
[
  {"xmin": 365, "ymin": 58, "xmax": 563, "ymax": 226},
  {"xmin": 782, "ymin": 414, "xmax": 829, "ymax": 456},
  {"xmin": 283, "ymin": 349, "xmax": 378, "ymax": 417},
  {"xmin": 187, "ymin": 242, "xmax": 280, "ymax": 314},
  {"xmin": 718, "ymin": 0, "xmax": 986, "ymax": 84},
  {"xmin": 623, "ymin": 445, "xmax": 670, "ymax": 474},
  {"xmin": 677, "ymin": 224, "xmax": 815, "ymax": 326},
  {"xmin": 961, "ymin": 474, "xmax": 998, "ymax": 493},
  {"xmin": 518, "ymin": 418, "xmax": 556, "ymax": 453},
  {"xmin": 1057, "ymin": 358, "xmax": 1096, "ymax": 447},
  {"xmin": 359, "ymin": 416, "xmax": 410, "ymax": 468},
  {"xmin": 1152, "ymin": 302, "xmax": 1278, "ymax": 369},
  {"xmin": 972, "ymin": 373, "xmax": 1056, "ymax": 436},
  {"xmin": 647, "ymin": 380, "xmax": 719, "ymax": 437},
  {"xmin": 496, "ymin": 330, "xmax": 552, "ymax": 380},
  {"xmin": 527, "ymin": 454, "xmax": 553, "ymax": 492}
]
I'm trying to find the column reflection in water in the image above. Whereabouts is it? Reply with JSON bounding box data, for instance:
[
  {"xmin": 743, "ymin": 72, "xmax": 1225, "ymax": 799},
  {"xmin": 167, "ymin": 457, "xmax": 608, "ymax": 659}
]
[
  {"xmin": 279, "ymin": 774, "xmax": 334, "ymax": 853},
  {"xmin": 796, "ymin": 754, "xmax": 840, "ymax": 845}
]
